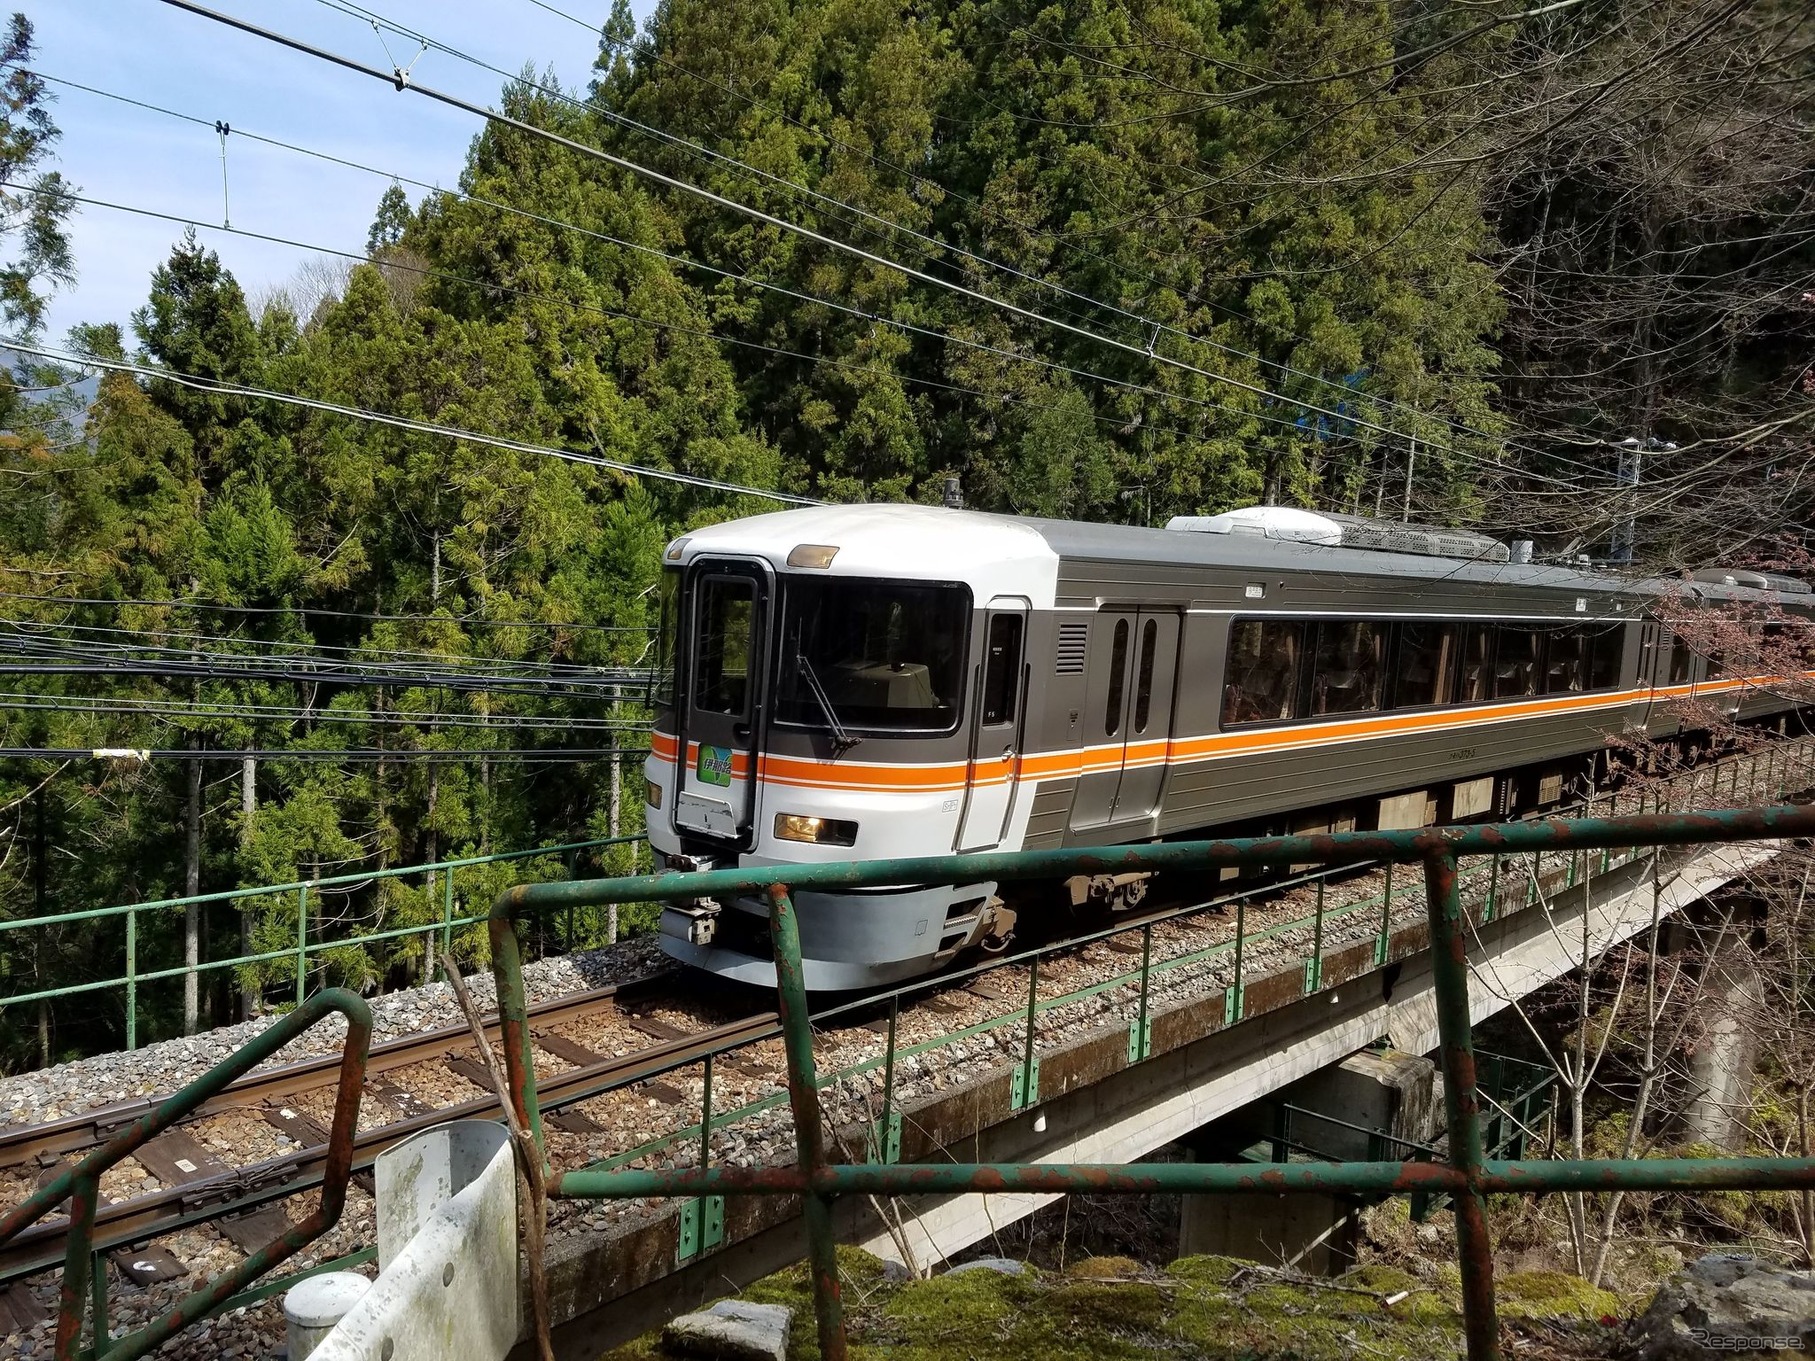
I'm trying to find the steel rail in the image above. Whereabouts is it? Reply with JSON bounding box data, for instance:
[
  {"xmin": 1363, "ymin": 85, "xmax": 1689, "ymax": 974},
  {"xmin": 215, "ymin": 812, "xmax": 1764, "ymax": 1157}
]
[
  {"xmin": 0, "ymin": 973, "xmax": 674, "ymax": 1170},
  {"xmin": 0, "ymin": 990, "xmax": 372, "ymax": 1361},
  {"xmin": 0, "ymin": 1003, "xmax": 777, "ymax": 1280}
]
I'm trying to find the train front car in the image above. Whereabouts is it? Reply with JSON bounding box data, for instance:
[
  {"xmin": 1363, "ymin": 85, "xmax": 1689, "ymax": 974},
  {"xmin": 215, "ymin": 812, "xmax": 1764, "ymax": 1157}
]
[{"xmin": 644, "ymin": 505, "xmax": 1057, "ymax": 989}]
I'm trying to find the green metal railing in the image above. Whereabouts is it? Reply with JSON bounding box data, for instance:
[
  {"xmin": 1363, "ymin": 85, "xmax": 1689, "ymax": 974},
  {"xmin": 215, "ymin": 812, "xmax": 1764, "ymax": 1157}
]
[
  {"xmin": 0, "ymin": 834, "xmax": 638, "ymax": 1051},
  {"xmin": 489, "ymin": 790, "xmax": 1815, "ymax": 1361},
  {"xmin": 447, "ymin": 744, "xmax": 1806, "ymax": 1207},
  {"xmin": 0, "ymin": 988, "xmax": 371, "ymax": 1361}
]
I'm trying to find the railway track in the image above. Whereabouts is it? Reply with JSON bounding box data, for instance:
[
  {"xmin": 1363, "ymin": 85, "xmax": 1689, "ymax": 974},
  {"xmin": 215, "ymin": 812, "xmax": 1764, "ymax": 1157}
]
[{"xmin": 0, "ymin": 972, "xmax": 779, "ymax": 1280}]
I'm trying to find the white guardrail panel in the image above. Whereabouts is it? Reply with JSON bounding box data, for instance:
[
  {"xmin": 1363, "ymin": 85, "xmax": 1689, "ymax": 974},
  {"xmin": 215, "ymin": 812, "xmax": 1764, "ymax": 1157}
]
[{"xmin": 309, "ymin": 1120, "xmax": 520, "ymax": 1361}]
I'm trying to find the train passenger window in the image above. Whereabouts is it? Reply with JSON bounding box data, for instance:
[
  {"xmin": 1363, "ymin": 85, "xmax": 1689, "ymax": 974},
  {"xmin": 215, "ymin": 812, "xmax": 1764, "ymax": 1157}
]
[
  {"xmin": 1588, "ymin": 627, "xmax": 1622, "ymax": 690},
  {"xmin": 1544, "ymin": 629, "xmax": 1587, "ymax": 693},
  {"xmin": 1492, "ymin": 626, "xmax": 1542, "ymax": 699},
  {"xmin": 1221, "ymin": 618, "xmax": 1306, "ymax": 726},
  {"xmin": 1706, "ymin": 650, "xmax": 1726, "ymax": 679},
  {"xmin": 980, "ymin": 615, "xmax": 1024, "ymax": 726},
  {"xmin": 1393, "ymin": 623, "xmax": 1456, "ymax": 708},
  {"xmin": 1668, "ymin": 635, "xmax": 1694, "ymax": 684},
  {"xmin": 693, "ymin": 576, "xmax": 756, "ymax": 716},
  {"xmin": 1310, "ymin": 620, "xmax": 1384, "ymax": 716},
  {"xmin": 1133, "ymin": 618, "xmax": 1159, "ymax": 733},
  {"xmin": 1456, "ymin": 625, "xmax": 1492, "ymax": 702},
  {"xmin": 1104, "ymin": 619, "xmax": 1130, "ymax": 736}
]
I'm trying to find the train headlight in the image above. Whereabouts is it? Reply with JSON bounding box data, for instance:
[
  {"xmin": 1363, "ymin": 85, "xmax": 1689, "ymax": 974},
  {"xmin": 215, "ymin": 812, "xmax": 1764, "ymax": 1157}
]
[
  {"xmin": 646, "ymin": 780, "xmax": 664, "ymax": 809},
  {"xmin": 774, "ymin": 812, "xmax": 858, "ymax": 846}
]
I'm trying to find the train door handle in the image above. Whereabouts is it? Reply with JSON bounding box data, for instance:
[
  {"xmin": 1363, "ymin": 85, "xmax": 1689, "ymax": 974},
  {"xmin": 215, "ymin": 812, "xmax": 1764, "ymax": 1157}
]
[
  {"xmin": 1001, "ymin": 746, "xmax": 1015, "ymax": 760},
  {"xmin": 733, "ymin": 723, "xmax": 752, "ymax": 740}
]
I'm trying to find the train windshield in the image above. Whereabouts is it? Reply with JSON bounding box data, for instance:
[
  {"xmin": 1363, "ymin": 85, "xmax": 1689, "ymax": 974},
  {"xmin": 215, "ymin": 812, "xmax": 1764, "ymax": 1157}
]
[{"xmin": 775, "ymin": 578, "xmax": 968, "ymax": 734}]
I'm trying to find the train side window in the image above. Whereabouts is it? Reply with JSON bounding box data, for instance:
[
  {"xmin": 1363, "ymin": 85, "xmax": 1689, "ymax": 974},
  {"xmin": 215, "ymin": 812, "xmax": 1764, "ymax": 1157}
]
[
  {"xmin": 1393, "ymin": 623, "xmax": 1456, "ymax": 708},
  {"xmin": 1544, "ymin": 628, "xmax": 1587, "ymax": 694},
  {"xmin": 1310, "ymin": 619, "xmax": 1384, "ymax": 716},
  {"xmin": 980, "ymin": 614, "xmax": 1024, "ymax": 726},
  {"xmin": 1133, "ymin": 617, "xmax": 1159, "ymax": 733},
  {"xmin": 1456, "ymin": 625, "xmax": 1492, "ymax": 702},
  {"xmin": 1492, "ymin": 625, "xmax": 1541, "ymax": 699},
  {"xmin": 1104, "ymin": 618, "xmax": 1130, "ymax": 736},
  {"xmin": 1668, "ymin": 635, "xmax": 1693, "ymax": 684},
  {"xmin": 1222, "ymin": 618, "xmax": 1306, "ymax": 726},
  {"xmin": 1588, "ymin": 627, "xmax": 1622, "ymax": 690}
]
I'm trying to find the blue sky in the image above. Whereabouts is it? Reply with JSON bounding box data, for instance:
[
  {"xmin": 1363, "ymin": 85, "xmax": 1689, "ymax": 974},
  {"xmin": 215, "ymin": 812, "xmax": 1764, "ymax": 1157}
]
[{"xmin": 30, "ymin": 1, "xmax": 656, "ymax": 347}]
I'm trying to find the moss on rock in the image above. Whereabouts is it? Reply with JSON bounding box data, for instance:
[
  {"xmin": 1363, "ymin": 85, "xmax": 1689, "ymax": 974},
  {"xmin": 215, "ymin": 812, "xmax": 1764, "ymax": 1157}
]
[
  {"xmin": 601, "ymin": 1250, "xmax": 1627, "ymax": 1360},
  {"xmin": 1496, "ymin": 1269, "xmax": 1620, "ymax": 1322}
]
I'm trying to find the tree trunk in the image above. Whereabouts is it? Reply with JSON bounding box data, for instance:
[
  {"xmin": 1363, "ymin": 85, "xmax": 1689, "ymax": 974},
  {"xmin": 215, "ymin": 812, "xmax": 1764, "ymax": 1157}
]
[
  {"xmin": 424, "ymin": 765, "xmax": 440, "ymax": 982},
  {"xmin": 239, "ymin": 752, "xmax": 258, "ymax": 1020},
  {"xmin": 184, "ymin": 754, "xmax": 202, "ymax": 1035}
]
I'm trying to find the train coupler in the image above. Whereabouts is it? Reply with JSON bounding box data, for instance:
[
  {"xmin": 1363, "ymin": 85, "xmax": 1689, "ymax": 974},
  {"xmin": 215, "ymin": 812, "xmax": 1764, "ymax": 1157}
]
[{"xmin": 659, "ymin": 900, "xmax": 722, "ymax": 948}]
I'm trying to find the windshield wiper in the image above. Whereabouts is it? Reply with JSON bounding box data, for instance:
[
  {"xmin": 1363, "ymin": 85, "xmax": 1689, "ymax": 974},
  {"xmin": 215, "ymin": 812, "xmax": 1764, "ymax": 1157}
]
[{"xmin": 795, "ymin": 654, "xmax": 861, "ymax": 756}]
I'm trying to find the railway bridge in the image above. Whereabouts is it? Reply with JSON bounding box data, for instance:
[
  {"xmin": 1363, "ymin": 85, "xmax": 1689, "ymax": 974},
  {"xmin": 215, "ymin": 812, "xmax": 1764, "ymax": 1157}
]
[{"xmin": 0, "ymin": 740, "xmax": 1810, "ymax": 1361}]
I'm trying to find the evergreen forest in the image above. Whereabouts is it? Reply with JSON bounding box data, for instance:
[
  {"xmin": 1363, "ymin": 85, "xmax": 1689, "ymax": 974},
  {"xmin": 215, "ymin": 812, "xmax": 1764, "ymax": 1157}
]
[{"xmin": 1, "ymin": 0, "xmax": 1811, "ymax": 1070}]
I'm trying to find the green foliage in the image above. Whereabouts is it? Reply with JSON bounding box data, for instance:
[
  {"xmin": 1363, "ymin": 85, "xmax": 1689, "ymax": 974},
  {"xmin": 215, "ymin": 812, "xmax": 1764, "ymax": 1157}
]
[
  {"xmin": 2, "ymin": 0, "xmax": 1519, "ymax": 1068},
  {"xmin": 0, "ymin": 14, "xmax": 75, "ymax": 337}
]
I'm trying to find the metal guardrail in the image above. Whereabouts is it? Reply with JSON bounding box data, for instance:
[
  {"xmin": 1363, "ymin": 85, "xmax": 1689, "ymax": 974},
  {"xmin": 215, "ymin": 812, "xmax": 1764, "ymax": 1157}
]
[
  {"xmin": 489, "ymin": 798, "xmax": 1815, "ymax": 1361},
  {"xmin": 0, "ymin": 988, "xmax": 372, "ymax": 1361},
  {"xmin": 0, "ymin": 834, "xmax": 637, "ymax": 1052}
]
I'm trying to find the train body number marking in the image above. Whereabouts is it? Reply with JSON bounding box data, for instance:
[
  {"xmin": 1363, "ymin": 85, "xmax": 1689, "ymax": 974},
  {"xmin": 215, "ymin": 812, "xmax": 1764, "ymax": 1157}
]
[
  {"xmin": 1446, "ymin": 746, "xmax": 1478, "ymax": 763},
  {"xmin": 696, "ymin": 745, "xmax": 734, "ymax": 787}
]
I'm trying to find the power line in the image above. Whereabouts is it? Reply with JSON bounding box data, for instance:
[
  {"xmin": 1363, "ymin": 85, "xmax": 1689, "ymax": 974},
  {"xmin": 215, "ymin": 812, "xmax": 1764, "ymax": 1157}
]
[
  {"xmin": 12, "ymin": 178, "xmax": 1279, "ymax": 444},
  {"xmin": 0, "ymin": 617, "xmax": 643, "ymax": 681},
  {"xmin": 0, "ymin": 585, "xmax": 650, "ymax": 631},
  {"xmin": 160, "ymin": 0, "xmax": 1537, "ymax": 482},
  {"xmin": 19, "ymin": 67, "xmax": 1610, "ymax": 498},
  {"xmin": 0, "ymin": 746, "xmax": 648, "ymax": 763},
  {"xmin": 0, "ymin": 693, "xmax": 651, "ymax": 732},
  {"xmin": 1, "ymin": 337, "xmax": 819, "ymax": 506},
  {"xmin": 405, "ymin": 0, "xmax": 1566, "ymax": 465}
]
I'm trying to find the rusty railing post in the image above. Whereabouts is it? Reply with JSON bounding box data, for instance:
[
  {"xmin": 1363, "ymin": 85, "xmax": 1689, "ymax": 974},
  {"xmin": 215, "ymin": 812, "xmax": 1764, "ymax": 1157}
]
[
  {"xmin": 0, "ymin": 988, "xmax": 372, "ymax": 1361},
  {"xmin": 1422, "ymin": 846, "xmax": 1500, "ymax": 1361},
  {"xmin": 767, "ymin": 884, "xmax": 846, "ymax": 1361},
  {"xmin": 488, "ymin": 889, "xmax": 547, "ymax": 1152}
]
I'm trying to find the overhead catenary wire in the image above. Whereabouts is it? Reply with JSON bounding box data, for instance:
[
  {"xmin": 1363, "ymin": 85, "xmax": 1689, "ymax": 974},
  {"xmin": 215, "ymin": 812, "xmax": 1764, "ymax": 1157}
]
[
  {"xmin": 382, "ymin": 0, "xmax": 1587, "ymax": 466},
  {"xmin": 0, "ymin": 585, "xmax": 653, "ymax": 631},
  {"xmin": 7, "ymin": 179, "xmax": 1285, "ymax": 447},
  {"xmin": 0, "ymin": 746, "xmax": 648, "ymax": 763},
  {"xmin": 305, "ymin": 4, "xmax": 1763, "ymax": 494},
  {"xmin": 0, "ymin": 337, "xmax": 820, "ymax": 507},
  {"xmin": 6, "ymin": 68, "xmax": 1258, "ymax": 452},
  {"xmin": 158, "ymin": 0, "xmax": 1553, "ymax": 484},
  {"xmin": 520, "ymin": 0, "xmax": 1587, "ymax": 457},
  {"xmin": 0, "ymin": 692, "xmax": 652, "ymax": 732},
  {"xmin": 0, "ymin": 616, "xmax": 646, "ymax": 682},
  {"xmin": 16, "ymin": 78, "xmax": 1616, "ymax": 501}
]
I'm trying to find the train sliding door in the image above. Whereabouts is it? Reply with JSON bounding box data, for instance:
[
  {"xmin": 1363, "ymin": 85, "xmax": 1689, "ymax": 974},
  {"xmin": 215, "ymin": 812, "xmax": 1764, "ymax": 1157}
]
[
  {"xmin": 955, "ymin": 603, "xmax": 1028, "ymax": 852},
  {"xmin": 673, "ymin": 559, "xmax": 769, "ymax": 845},
  {"xmin": 1072, "ymin": 607, "xmax": 1180, "ymax": 837}
]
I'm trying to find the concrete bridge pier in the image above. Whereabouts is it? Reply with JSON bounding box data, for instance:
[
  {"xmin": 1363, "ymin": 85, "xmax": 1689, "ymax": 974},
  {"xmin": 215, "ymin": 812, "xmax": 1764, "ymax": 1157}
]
[
  {"xmin": 1681, "ymin": 934, "xmax": 1764, "ymax": 1152},
  {"xmin": 1178, "ymin": 1048, "xmax": 1443, "ymax": 1273}
]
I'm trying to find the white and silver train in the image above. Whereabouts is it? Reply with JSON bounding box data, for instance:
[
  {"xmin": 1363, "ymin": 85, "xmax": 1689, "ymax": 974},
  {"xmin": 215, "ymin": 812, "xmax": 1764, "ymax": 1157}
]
[{"xmin": 643, "ymin": 504, "xmax": 1813, "ymax": 988}]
